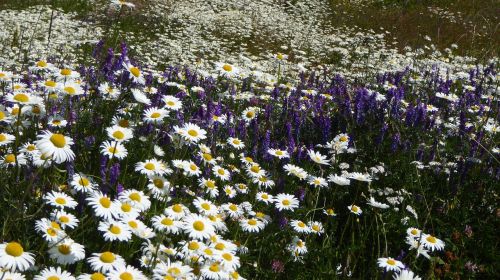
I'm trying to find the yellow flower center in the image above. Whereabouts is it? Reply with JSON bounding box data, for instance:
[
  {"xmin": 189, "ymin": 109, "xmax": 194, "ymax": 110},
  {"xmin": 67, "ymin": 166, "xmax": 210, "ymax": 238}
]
[
  {"xmin": 90, "ymin": 273, "xmax": 106, "ymax": 280},
  {"xmin": 167, "ymin": 101, "xmax": 175, "ymax": 106},
  {"xmin": 129, "ymin": 67, "xmax": 140, "ymax": 78},
  {"xmin": 79, "ymin": 177, "xmax": 90, "ymax": 186},
  {"xmin": 193, "ymin": 221, "xmax": 205, "ymax": 231},
  {"xmin": 153, "ymin": 179, "xmax": 164, "ymax": 188},
  {"xmin": 5, "ymin": 154, "xmax": 15, "ymax": 164},
  {"xmin": 411, "ymin": 229, "xmax": 418, "ymax": 235},
  {"xmin": 168, "ymin": 267, "xmax": 181, "ymax": 275},
  {"xmin": 64, "ymin": 86, "xmax": 76, "ymax": 95},
  {"xmin": 45, "ymin": 80, "xmax": 56, "ymax": 87},
  {"xmin": 282, "ymin": 199, "xmax": 290, "ymax": 206},
  {"xmin": 245, "ymin": 111, "xmax": 255, "ymax": 118},
  {"xmin": 128, "ymin": 221, "xmax": 138, "ymax": 229},
  {"xmin": 59, "ymin": 216, "xmax": 70, "ymax": 223},
  {"xmin": 187, "ymin": 129, "xmax": 198, "ymax": 137},
  {"xmin": 209, "ymin": 263, "xmax": 220, "ymax": 272},
  {"xmin": 109, "ymin": 225, "xmax": 121, "ymax": 234},
  {"xmin": 352, "ymin": 206, "xmax": 358, "ymax": 212},
  {"xmin": 5, "ymin": 242, "xmax": 24, "ymax": 257},
  {"xmin": 113, "ymin": 131, "xmax": 125, "ymax": 140},
  {"xmin": 340, "ymin": 136, "xmax": 348, "ymax": 142},
  {"xmin": 60, "ymin": 68, "xmax": 72, "ymax": 76},
  {"xmin": 201, "ymin": 203, "xmax": 211, "ymax": 211},
  {"xmin": 276, "ymin": 150, "xmax": 283, "ymax": 155},
  {"xmin": 58, "ymin": 244, "xmax": 71, "ymax": 255},
  {"xmin": 172, "ymin": 204, "xmax": 182, "ymax": 213},
  {"xmin": 387, "ymin": 259, "xmax": 396, "ymax": 266},
  {"xmin": 119, "ymin": 272, "xmax": 133, "ymax": 280},
  {"xmin": 55, "ymin": 197, "xmax": 66, "ymax": 205},
  {"xmin": 161, "ymin": 218, "xmax": 173, "ymax": 226},
  {"xmin": 188, "ymin": 241, "xmax": 200, "ymax": 250},
  {"xmin": 222, "ymin": 253, "xmax": 233, "ymax": 261},
  {"xmin": 215, "ymin": 243, "xmax": 225, "ymax": 250},
  {"xmin": 217, "ymin": 169, "xmax": 225, "ymax": 175},
  {"xmin": 229, "ymin": 204, "xmax": 238, "ymax": 211},
  {"xmin": 150, "ymin": 112, "xmax": 161, "ymax": 118},
  {"xmin": 297, "ymin": 221, "xmax": 305, "ymax": 228},
  {"xmin": 129, "ymin": 192, "xmax": 141, "ymax": 202},
  {"xmin": 426, "ymin": 236, "xmax": 437, "ymax": 244},
  {"xmin": 36, "ymin": 60, "xmax": 48, "ymax": 67},
  {"xmin": 13, "ymin": 93, "xmax": 29, "ymax": 103},
  {"xmin": 144, "ymin": 163, "xmax": 155, "ymax": 170},
  {"xmin": 222, "ymin": 64, "xmax": 232, "ymax": 72},
  {"xmin": 248, "ymin": 219, "xmax": 257, "ymax": 226},
  {"xmin": 50, "ymin": 134, "xmax": 66, "ymax": 148},
  {"xmin": 47, "ymin": 277, "xmax": 60, "ymax": 280},
  {"xmin": 100, "ymin": 251, "xmax": 116, "ymax": 263},
  {"xmin": 99, "ymin": 197, "xmax": 111, "ymax": 208}
]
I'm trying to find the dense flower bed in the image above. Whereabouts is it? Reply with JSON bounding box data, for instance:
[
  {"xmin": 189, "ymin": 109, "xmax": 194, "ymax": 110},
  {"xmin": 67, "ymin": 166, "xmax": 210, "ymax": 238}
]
[{"xmin": 0, "ymin": 41, "xmax": 497, "ymax": 279}]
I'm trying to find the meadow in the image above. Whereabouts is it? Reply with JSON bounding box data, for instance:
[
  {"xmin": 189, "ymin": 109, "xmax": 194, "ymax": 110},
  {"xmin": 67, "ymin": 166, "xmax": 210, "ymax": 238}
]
[{"xmin": 0, "ymin": 0, "xmax": 498, "ymax": 279}]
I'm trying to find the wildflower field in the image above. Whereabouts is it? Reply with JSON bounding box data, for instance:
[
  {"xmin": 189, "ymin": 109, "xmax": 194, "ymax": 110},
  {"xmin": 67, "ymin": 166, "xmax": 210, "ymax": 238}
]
[{"xmin": 0, "ymin": 0, "xmax": 498, "ymax": 279}]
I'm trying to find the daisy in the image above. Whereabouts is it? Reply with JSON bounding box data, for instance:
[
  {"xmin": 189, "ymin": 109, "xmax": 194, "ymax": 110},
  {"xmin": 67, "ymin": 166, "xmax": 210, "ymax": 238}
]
[
  {"xmin": 76, "ymin": 272, "xmax": 107, "ymax": 280},
  {"xmin": 245, "ymin": 163, "xmax": 266, "ymax": 178},
  {"xmin": 323, "ymin": 208, "xmax": 337, "ymax": 217},
  {"xmin": 308, "ymin": 221, "xmax": 324, "ymax": 235},
  {"xmin": 143, "ymin": 107, "xmax": 168, "ymax": 124},
  {"xmin": 393, "ymin": 269, "xmax": 422, "ymax": 280},
  {"xmin": 61, "ymin": 81, "xmax": 84, "ymax": 96},
  {"xmin": 201, "ymin": 261, "xmax": 229, "ymax": 279},
  {"xmin": 55, "ymin": 67, "xmax": 80, "ymax": 80},
  {"xmin": 406, "ymin": 227, "xmax": 421, "ymax": 239},
  {"xmin": 255, "ymin": 192, "xmax": 273, "ymax": 204},
  {"xmin": 182, "ymin": 160, "xmax": 202, "ymax": 177},
  {"xmin": 267, "ymin": 148, "xmax": 290, "ymax": 159},
  {"xmin": 6, "ymin": 92, "xmax": 42, "ymax": 105},
  {"xmin": 241, "ymin": 107, "xmax": 258, "ymax": 122},
  {"xmin": 290, "ymin": 220, "xmax": 311, "ymax": 234},
  {"xmin": 70, "ymin": 173, "xmax": 96, "ymax": 193},
  {"xmin": 215, "ymin": 62, "xmax": 239, "ymax": 77},
  {"xmin": 308, "ymin": 149, "xmax": 330, "ymax": 165},
  {"xmin": 34, "ymin": 267, "xmax": 75, "ymax": 280},
  {"xmin": 106, "ymin": 125, "xmax": 133, "ymax": 142},
  {"xmin": 193, "ymin": 197, "xmax": 219, "ymax": 216},
  {"xmin": 346, "ymin": 172, "xmax": 372, "ymax": 182},
  {"xmin": 199, "ymin": 178, "xmax": 219, "ymax": 198},
  {"xmin": 113, "ymin": 201, "xmax": 141, "ymax": 219},
  {"xmin": 223, "ymin": 185, "xmax": 237, "ymax": 198},
  {"xmin": 35, "ymin": 131, "xmax": 75, "ymax": 163},
  {"xmin": 47, "ymin": 115, "xmax": 68, "ymax": 128},
  {"xmin": 100, "ymin": 140, "xmax": 128, "ymax": 160},
  {"xmin": 34, "ymin": 219, "xmax": 66, "ymax": 242},
  {"xmin": 0, "ymin": 133, "xmax": 15, "ymax": 146},
  {"xmin": 328, "ymin": 174, "xmax": 351, "ymax": 186},
  {"xmin": 222, "ymin": 203, "xmax": 244, "ymax": 219},
  {"xmin": 287, "ymin": 236, "xmax": 308, "ymax": 255},
  {"xmin": 107, "ymin": 265, "xmax": 146, "ymax": 280},
  {"xmin": 283, "ymin": 164, "xmax": 308, "ymax": 180},
  {"xmin": 308, "ymin": 176, "xmax": 328, "ymax": 188},
  {"xmin": 367, "ymin": 197, "xmax": 390, "ymax": 209},
  {"xmin": 199, "ymin": 151, "xmax": 217, "ymax": 165},
  {"xmin": 123, "ymin": 62, "xmax": 145, "ymax": 84},
  {"xmin": 50, "ymin": 210, "xmax": 79, "ymax": 229},
  {"xmin": 213, "ymin": 166, "xmax": 230, "ymax": 181},
  {"xmin": 44, "ymin": 191, "xmax": 78, "ymax": 209},
  {"xmin": 227, "ymin": 137, "xmax": 245, "ymax": 149},
  {"xmin": 1, "ymin": 153, "xmax": 27, "ymax": 168},
  {"xmin": 348, "ymin": 204, "xmax": 362, "ymax": 215},
  {"xmin": 130, "ymin": 88, "xmax": 151, "ymax": 105},
  {"xmin": 0, "ymin": 69, "xmax": 13, "ymax": 81},
  {"xmin": 99, "ymin": 221, "xmax": 132, "ymax": 242},
  {"xmin": 32, "ymin": 152, "xmax": 53, "ymax": 168},
  {"xmin": 135, "ymin": 159, "xmax": 168, "ymax": 176},
  {"xmin": 240, "ymin": 218, "xmax": 265, "ymax": 233},
  {"xmin": 218, "ymin": 251, "xmax": 240, "ymax": 270},
  {"xmin": 98, "ymin": 82, "xmax": 121, "ymax": 99},
  {"xmin": 88, "ymin": 251, "xmax": 126, "ymax": 273},
  {"xmin": 164, "ymin": 203, "xmax": 189, "ymax": 220},
  {"xmin": 162, "ymin": 95, "xmax": 182, "ymax": 111},
  {"xmin": 147, "ymin": 175, "xmax": 171, "ymax": 199},
  {"xmin": 48, "ymin": 238, "xmax": 85, "ymax": 265},
  {"xmin": 175, "ymin": 123, "xmax": 207, "ymax": 143},
  {"xmin": 0, "ymin": 242, "xmax": 35, "ymax": 272},
  {"xmin": 274, "ymin": 193, "xmax": 299, "ymax": 211},
  {"xmin": 87, "ymin": 192, "xmax": 117, "ymax": 221},
  {"xmin": 0, "ymin": 271, "xmax": 26, "ymax": 280},
  {"xmin": 377, "ymin": 257, "xmax": 405, "ymax": 272},
  {"xmin": 405, "ymin": 236, "xmax": 430, "ymax": 259},
  {"xmin": 151, "ymin": 215, "xmax": 181, "ymax": 234},
  {"xmin": 119, "ymin": 190, "xmax": 151, "ymax": 211},
  {"xmin": 182, "ymin": 214, "xmax": 215, "ymax": 240},
  {"xmin": 421, "ymin": 234, "xmax": 445, "ymax": 251},
  {"xmin": 31, "ymin": 59, "xmax": 54, "ymax": 71}
]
